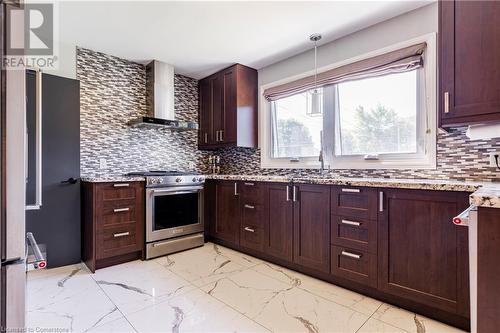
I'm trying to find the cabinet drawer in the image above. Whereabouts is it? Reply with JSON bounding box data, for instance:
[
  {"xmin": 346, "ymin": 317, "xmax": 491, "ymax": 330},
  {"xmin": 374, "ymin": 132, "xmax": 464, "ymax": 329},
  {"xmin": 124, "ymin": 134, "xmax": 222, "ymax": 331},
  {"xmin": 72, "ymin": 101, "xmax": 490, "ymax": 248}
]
[
  {"xmin": 331, "ymin": 215, "xmax": 377, "ymax": 254},
  {"xmin": 100, "ymin": 182, "xmax": 138, "ymax": 201},
  {"xmin": 96, "ymin": 223, "xmax": 141, "ymax": 260},
  {"xmin": 331, "ymin": 186, "xmax": 377, "ymax": 220},
  {"xmin": 240, "ymin": 182, "xmax": 264, "ymax": 204},
  {"xmin": 99, "ymin": 199, "xmax": 138, "ymax": 227},
  {"xmin": 331, "ymin": 245, "xmax": 377, "ymax": 288},
  {"xmin": 241, "ymin": 202, "xmax": 265, "ymax": 227},
  {"xmin": 240, "ymin": 224, "xmax": 264, "ymax": 252}
]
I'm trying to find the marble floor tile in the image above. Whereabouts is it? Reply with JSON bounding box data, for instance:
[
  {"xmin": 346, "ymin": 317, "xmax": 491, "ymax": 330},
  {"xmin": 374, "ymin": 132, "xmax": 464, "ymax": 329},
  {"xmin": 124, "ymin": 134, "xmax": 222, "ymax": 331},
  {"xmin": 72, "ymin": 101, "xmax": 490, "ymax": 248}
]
[
  {"xmin": 372, "ymin": 304, "xmax": 466, "ymax": 333},
  {"xmin": 201, "ymin": 269, "xmax": 369, "ymax": 332},
  {"xmin": 86, "ymin": 316, "xmax": 137, "ymax": 333},
  {"xmin": 90, "ymin": 260, "xmax": 195, "ymax": 315},
  {"xmin": 154, "ymin": 243, "xmax": 247, "ymax": 286},
  {"xmin": 126, "ymin": 289, "xmax": 269, "ymax": 332},
  {"xmin": 27, "ymin": 288, "xmax": 122, "ymax": 332},
  {"xmin": 27, "ymin": 263, "xmax": 87, "ymax": 282},
  {"xmin": 357, "ymin": 318, "xmax": 407, "ymax": 333},
  {"xmin": 253, "ymin": 262, "xmax": 382, "ymax": 316}
]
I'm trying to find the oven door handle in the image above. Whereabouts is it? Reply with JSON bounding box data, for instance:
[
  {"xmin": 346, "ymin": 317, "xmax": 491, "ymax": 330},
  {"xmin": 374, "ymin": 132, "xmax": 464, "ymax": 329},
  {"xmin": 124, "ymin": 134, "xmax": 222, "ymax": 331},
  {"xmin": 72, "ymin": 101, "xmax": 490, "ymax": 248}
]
[{"xmin": 149, "ymin": 188, "xmax": 202, "ymax": 196}]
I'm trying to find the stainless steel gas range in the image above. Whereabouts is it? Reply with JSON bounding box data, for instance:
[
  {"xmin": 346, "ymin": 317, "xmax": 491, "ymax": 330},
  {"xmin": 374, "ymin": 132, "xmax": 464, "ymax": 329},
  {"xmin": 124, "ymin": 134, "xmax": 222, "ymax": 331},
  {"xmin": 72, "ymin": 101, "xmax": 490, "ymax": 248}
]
[{"xmin": 127, "ymin": 171, "xmax": 205, "ymax": 259}]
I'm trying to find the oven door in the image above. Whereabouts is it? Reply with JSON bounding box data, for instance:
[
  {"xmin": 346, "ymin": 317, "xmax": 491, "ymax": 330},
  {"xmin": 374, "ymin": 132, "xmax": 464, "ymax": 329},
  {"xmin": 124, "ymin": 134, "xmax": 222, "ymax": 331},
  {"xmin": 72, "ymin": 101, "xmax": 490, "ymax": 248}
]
[{"xmin": 146, "ymin": 186, "xmax": 204, "ymax": 243}]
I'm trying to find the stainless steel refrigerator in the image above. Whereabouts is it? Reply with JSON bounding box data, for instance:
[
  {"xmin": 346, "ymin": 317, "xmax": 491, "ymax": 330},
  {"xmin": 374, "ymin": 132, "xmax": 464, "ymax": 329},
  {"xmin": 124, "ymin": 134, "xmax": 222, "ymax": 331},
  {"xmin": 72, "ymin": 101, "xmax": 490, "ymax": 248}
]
[{"xmin": 1, "ymin": 62, "xmax": 29, "ymax": 329}]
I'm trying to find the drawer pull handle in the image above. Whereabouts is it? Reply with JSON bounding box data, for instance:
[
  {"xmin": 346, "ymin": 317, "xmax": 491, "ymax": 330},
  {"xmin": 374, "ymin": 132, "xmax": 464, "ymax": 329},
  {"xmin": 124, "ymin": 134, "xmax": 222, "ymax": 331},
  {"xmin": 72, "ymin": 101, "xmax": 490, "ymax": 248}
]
[
  {"xmin": 244, "ymin": 204, "xmax": 255, "ymax": 209},
  {"xmin": 341, "ymin": 219, "xmax": 361, "ymax": 227},
  {"xmin": 244, "ymin": 227, "xmax": 255, "ymax": 233},
  {"xmin": 341, "ymin": 188, "xmax": 360, "ymax": 193},
  {"xmin": 113, "ymin": 183, "xmax": 130, "ymax": 187},
  {"xmin": 341, "ymin": 250, "xmax": 362, "ymax": 259},
  {"xmin": 114, "ymin": 232, "xmax": 130, "ymax": 238},
  {"xmin": 113, "ymin": 207, "xmax": 130, "ymax": 213},
  {"xmin": 244, "ymin": 182, "xmax": 255, "ymax": 186}
]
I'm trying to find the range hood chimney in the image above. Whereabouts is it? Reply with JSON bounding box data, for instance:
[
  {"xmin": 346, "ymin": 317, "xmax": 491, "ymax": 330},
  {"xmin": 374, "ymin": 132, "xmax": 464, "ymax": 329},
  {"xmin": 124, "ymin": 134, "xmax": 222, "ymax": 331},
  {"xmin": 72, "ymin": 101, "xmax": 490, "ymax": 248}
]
[{"xmin": 128, "ymin": 60, "xmax": 198, "ymax": 130}]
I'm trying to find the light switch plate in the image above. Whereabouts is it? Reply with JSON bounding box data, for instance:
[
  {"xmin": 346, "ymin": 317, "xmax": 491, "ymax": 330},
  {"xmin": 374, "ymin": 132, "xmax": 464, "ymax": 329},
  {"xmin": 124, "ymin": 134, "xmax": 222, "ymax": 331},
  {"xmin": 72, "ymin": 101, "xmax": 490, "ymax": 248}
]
[{"xmin": 489, "ymin": 152, "xmax": 500, "ymax": 167}]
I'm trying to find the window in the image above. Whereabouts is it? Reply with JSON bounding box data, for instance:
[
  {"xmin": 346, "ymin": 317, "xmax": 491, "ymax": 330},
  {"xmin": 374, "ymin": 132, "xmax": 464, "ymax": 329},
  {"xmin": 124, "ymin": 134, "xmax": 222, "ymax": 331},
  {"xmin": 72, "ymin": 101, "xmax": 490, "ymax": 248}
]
[
  {"xmin": 261, "ymin": 35, "xmax": 436, "ymax": 170},
  {"xmin": 334, "ymin": 71, "xmax": 419, "ymax": 157},
  {"xmin": 271, "ymin": 91, "xmax": 323, "ymax": 159}
]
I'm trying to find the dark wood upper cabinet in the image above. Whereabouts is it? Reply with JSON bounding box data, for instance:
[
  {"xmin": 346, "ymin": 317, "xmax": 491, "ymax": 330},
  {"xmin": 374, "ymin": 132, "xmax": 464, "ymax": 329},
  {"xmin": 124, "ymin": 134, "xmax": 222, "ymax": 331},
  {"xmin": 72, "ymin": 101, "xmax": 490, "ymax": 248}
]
[
  {"xmin": 198, "ymin": 64, "xmax": 257, "ymax": 149},
  {"xmin": 378, "ymin": 189, "xmax": 470, "ymax": 317},
  {"xmin": 439, "ymin": 0, "xmax": 500, "ymax": 127},
  {"xmin": 265, "ymin": 184, "xmax": 293, "ymax": 262},
  {"xmin": 293, "ymin": 184, "xmax": 331, "ymax": 273},
  {"xmin": 211, "ymin": 181, "xmax": 240, "ymax": 244}
]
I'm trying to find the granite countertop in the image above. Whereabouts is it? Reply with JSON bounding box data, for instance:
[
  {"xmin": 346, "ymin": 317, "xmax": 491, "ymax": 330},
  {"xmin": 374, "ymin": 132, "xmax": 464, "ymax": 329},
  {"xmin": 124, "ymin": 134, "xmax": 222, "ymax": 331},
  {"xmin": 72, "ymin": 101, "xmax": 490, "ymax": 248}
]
[
  {"xmin": 80, "ymin": 173, "xmax": 500, "ymax": 209},
  {"xmin": 80, "ymin": 175, "xmax": 145, "ymax": 183},
  {"xmin": 205, "ymin": 174, "xmax": 500, "ymax": 209}
]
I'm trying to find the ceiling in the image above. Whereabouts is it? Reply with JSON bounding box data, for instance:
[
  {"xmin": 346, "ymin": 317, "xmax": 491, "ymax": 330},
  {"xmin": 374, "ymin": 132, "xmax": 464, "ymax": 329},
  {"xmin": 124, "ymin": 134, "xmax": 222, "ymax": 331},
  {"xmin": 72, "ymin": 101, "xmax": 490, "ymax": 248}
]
[{"xmin": 58, "ymin": 1, "xmax": 433, "ymax": 79}]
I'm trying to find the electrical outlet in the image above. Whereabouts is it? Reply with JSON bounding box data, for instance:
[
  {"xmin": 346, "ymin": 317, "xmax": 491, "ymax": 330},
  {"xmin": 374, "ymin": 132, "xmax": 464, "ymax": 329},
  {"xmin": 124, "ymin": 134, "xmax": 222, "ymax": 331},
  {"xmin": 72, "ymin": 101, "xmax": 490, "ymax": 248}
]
[
  {"xmin": 99, "ymin": 158, "xmax": 107, "ymax": 170},
  {"xmin": 489, "ymin": 152, "xmax": 500, "ymax": 168}
]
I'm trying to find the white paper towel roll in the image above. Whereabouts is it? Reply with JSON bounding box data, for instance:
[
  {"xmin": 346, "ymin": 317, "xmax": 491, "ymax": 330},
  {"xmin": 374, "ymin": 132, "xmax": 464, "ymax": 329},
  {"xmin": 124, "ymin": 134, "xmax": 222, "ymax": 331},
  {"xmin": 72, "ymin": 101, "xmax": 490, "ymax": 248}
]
[{"xmin": 466, "ymin": 124, "xmax": 500, "ymax": 140}]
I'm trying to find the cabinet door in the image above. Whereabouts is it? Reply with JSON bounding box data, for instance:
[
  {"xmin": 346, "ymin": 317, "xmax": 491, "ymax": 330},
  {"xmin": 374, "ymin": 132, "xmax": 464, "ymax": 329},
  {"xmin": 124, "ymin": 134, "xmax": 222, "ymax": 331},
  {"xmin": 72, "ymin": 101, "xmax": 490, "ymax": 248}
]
[
  {"xmin": 265, "ymin": 184, "xmax": 293, "ymax": 262},
  {"xmin": 293, "ymin": 184, "xmax": 331, "ymax": 273},
  {"xmin": 378, "ymin": 189, "xmax": 470, "ymax": 316},
  {"xmin": 198, "ymin": 78, "xmax": 212, "ymax": 147},
  {"xmin": 212, "ymin": 181, "xmax": 240, "ymax": 245},
  {"xmin": 440, "ymin": 0, "xmax": 500, "ymax": 126},
  {"xmin": 211, "ymin": 74, "xmax": 224, "ymax": 145},
  {"xmin": 221, "ymin": 67, "xmax": 237, "ymax": 144}
]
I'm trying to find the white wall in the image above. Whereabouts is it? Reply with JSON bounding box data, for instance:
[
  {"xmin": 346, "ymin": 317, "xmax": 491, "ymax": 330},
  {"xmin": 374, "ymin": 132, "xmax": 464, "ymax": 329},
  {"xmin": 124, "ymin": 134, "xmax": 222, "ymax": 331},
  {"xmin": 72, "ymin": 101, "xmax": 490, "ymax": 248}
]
[
  {"xmin": 45, "ymin": 41, "xmax": 77, "ymax": 79},
  {"xmin": 258, "ymin": 2, "xmax": 437, "ymax": 87}
]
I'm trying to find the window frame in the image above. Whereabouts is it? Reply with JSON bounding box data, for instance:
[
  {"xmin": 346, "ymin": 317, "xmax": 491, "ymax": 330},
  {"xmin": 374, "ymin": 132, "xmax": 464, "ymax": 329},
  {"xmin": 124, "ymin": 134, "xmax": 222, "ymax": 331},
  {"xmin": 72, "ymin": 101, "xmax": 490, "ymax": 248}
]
[{"xmin": 259, "ymin": 33, "xmax": 437, "ymax": 170}]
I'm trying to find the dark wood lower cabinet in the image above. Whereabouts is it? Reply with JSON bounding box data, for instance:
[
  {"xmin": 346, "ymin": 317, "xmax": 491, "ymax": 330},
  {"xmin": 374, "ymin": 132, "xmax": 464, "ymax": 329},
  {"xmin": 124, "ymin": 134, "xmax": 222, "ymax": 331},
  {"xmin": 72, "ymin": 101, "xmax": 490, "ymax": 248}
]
[
  {"xmin": 206, "ymin": 180, "xmax": 471, "ymax": 330},
  {"xmin": 293, "ymin": 184, "xmax": 331, "ymax": 273},
  {"xmin": 378, "ymin": 189, "xmax": 470, "ymax": 317},
  {"xmin": 211, "ymin": 181, "xmax": 240, "ymax": 244},
  {"xmin": 265, "ymin": 184, "xmax": 293, "ymax": 262}
]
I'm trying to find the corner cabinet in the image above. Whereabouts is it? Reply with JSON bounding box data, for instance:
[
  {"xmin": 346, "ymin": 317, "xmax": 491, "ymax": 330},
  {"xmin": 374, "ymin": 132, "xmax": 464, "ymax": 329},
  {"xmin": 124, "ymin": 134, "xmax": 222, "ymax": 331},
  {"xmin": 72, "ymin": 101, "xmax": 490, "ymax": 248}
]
[
  {"xmin": 198, "ymin": 64, "xmax": 258, "ymax": 149},
  {"xmin": 378, "ymin": 189, "xmax": 470, "ymax": 318},
  {"xmin": 439, "ymin": 0, "xmax": 500, "ymax": 127}
]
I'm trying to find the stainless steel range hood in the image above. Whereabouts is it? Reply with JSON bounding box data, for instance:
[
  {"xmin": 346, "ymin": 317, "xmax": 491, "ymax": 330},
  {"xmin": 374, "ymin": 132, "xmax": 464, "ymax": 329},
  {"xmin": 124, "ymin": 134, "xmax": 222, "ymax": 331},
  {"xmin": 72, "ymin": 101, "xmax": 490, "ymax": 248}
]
[{"xmin": 128, "ymin": 60, "xmax": 198, "ymax": 130}]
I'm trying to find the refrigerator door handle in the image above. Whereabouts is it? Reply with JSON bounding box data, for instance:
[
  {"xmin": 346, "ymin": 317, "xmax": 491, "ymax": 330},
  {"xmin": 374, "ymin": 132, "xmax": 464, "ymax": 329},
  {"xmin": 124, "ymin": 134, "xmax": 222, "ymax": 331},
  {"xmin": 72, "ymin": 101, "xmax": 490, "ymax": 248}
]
[{"xmin": 26, "ymin": 69, "xmax": 42, "ymax": 210}]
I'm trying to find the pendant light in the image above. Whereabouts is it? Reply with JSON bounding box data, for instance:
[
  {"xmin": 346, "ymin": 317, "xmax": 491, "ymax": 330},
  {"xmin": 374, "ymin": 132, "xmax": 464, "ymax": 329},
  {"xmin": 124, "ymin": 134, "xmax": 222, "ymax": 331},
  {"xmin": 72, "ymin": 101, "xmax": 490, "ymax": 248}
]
[{"xmin": 307, "ymin": 33, "xmax": 323, "ymax": 117}]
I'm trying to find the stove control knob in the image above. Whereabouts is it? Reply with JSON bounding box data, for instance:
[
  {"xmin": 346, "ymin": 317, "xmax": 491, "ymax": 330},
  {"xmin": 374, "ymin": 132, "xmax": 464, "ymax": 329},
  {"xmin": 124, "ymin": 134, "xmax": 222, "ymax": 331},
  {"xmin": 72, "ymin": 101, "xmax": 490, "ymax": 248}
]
[
  {"xmin": 192, "ymin": 177, "xmax": 197, "ymax": 182},
  {"xmin": 198, "ymin": 177, "xmax": 204, "ymax": 182},
  {"xmin": 175, "ymin": 177, "xmax": 182, "ymax": 183}
]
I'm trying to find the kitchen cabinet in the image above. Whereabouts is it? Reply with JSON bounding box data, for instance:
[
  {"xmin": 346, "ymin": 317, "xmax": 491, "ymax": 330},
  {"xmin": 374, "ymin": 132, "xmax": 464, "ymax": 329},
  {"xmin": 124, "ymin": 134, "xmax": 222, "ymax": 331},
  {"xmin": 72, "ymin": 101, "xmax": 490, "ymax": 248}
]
[
  {"xmin": 211, "ymin": 181, "xmax": 240, "ymax": 244},
  {"xmin": 293, "ymin": 184, "xmax": 331, "ymax": 273},
  {"xmin": 439, "ymin": 0, "xmax": 500, "ymax": 127},
  {"xmin": 198, "ymin": 64, "xmax": 257, "ymax": 149},
  {"xmin": 82, "ymin": 181, "xmax": 145, "ymax": 272},
  {"xmin": 265, "ymin": 184, "xmax": 293, "ymax": 262},
  {"xmin": 378, "ymin": 189, "xmax": 470, "ymax": 317},
  {"xmin": 239, "ymin": 181, "xmax": 266, "ymax": 252}
]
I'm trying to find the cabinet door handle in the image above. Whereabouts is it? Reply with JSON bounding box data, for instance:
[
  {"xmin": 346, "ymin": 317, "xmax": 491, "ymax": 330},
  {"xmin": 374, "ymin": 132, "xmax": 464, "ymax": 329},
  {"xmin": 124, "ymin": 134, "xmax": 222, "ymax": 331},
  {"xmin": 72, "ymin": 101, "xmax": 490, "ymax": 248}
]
[
  {"xmin": 215, "ymin": 131, "xmax": 218, "ymax": 142},
  {"xmin": 444, "ymin": 91, "xmax": 450, "ymax": 114},
  {"xmin": 292, "ymin": 186, "xmax": 297, "ymax": 202},
  {"xmin": 220, "ymin": 130, "xmax": 224, "ymax": 142},
  {"xmin": 113, "ymin": 232, "xmax": 130, "ymax": 238},
  {"xmin": 113, "ymin": 207, "xmax": 130, "ymax": 213},
  {"xmin": 286, "ymin": 186, "xmax": 290, "ymax": 201},
  {"xmin": 379, "ymin": 191, "xmax": 384, "ymax": 212},
  {"xmin": 244, "ymin": 182, "xmax": 255, "ymax": 186},
  {"xmin": 113, "ymin": 183, "xmax": 129, "ymax": 187},
  {"xmin": 341, "ymin": 250, "xmax": 362, "ymax": 259},
  {"xmin": 341, "ymin": 188, "xmax": 360, "ymax": 193},
  {"xmin": 244, "ymin": 204, "xmax": 255, "ymax": 209},
  {"xmin": 244, "ymin": 227, "xmax": 255, "ymax": 233},
  {"xmin": 204, "ymin": 132, "xmax": 208, "ymax": 143},
  {"xmin": 234, "ymin": 182, "xmax": 239, "ymax": 196},
  {"xmin": 341, "ymin": 219, "xmax": 361, "ymax": 227}
]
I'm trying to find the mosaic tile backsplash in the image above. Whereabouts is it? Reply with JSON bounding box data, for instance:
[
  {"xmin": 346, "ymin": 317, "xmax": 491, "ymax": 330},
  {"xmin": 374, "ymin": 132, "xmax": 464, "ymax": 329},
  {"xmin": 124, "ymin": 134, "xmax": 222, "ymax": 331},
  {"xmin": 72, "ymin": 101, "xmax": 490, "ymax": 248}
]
[
  {"xmin": 78, "ymin": 47, "xmax": 500, "ymax": 182},
  {"xmin": 214, "ymin": 126, "xmax": 500, "ymax": 182},
  {"xmin": 78, "ymin": 47, "xmax": 209, "ymax": 177}
]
